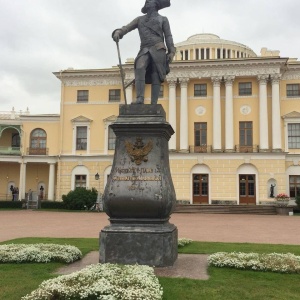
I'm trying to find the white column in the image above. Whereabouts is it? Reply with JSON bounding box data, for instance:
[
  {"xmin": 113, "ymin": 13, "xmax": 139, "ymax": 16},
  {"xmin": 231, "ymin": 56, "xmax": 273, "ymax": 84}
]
[
  {"xmin": 271, "ymin": 74, "xmax": 282, "ymax": 151},
  {"xmin": 179, "ymin": 78, "xmax": 189, "ymax": 152},
  {"xmin": 224, "ymin": 76, "xmax": 235, "ymax": 152},
  {"xmin": 204, "ymin": 48, "xmax": 207, "ymax": 60},
  {"xmin": 125, "ymin": 80, "xmax": 133, "ymax": 104},
  {"xmin": 258, "ymin": 75, "xmax": 269, "ymax": 151},
  {"xmin": 168, "ymin": 79, "xmax": 177, "ymax": 151},
  {"xmin": 212, "ymin": 77, "xmax": 222, "ymax": 152},
  {"xmin": 19, "ymin": 162, "xmax": 27, "ymax": 200},
  {"xmin": 48, "ymin": 163, "xmax": 55, "ymax": 201}
]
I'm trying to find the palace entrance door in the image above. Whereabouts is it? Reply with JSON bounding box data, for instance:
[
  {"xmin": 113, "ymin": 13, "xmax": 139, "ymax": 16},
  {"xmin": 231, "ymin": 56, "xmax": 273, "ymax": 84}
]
[
  {"xmin": 239, "ymin": 174, "xmax": 256, "ymax": 204},
  {"xmin": 193, "ymin": 174, "xmax": 209, "ymax": 204}
]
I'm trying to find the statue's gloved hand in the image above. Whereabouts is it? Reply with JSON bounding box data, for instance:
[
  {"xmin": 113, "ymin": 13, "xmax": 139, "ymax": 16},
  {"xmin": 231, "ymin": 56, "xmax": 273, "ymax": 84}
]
[
  {"xmin": 112, "ymin": 30, "xmax": 121, "ymax": 42},
  {"xmin": 167, "ymin": 52, "xmax": 175, "ymax": 63}
]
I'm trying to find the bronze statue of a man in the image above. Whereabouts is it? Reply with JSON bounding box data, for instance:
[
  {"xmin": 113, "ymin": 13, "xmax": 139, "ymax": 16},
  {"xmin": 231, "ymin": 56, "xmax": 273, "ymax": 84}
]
[{"xmin": 112, "ymin": 0, "xmax": 176, "ymax": 104}]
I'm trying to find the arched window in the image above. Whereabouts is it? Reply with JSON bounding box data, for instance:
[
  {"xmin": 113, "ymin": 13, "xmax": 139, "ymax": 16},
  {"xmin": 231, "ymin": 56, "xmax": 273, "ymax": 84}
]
[
  {"xmin": 29, "ymin": 129, "xmax": 47, "ymax": 155},
  {"xmin": 12, "ymin": 133, "xmax": 20, "ymax": 148}
]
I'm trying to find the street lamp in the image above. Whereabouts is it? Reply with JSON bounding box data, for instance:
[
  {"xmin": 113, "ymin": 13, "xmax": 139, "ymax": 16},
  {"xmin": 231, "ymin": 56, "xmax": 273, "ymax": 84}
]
[{"xmin": 95, "ymin": 173, "xmax": 102, "ymax": 211}]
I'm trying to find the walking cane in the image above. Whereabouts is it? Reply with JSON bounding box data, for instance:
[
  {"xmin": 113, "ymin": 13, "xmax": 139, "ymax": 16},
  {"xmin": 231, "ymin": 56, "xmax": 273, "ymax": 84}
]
[{"xmin": 115, "ymin": 41, "xmax": 128, "ymax": 105}]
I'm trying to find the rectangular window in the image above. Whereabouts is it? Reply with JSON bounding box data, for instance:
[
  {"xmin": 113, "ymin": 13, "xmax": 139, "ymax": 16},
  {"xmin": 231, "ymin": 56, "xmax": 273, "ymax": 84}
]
[
  {"xmin": 108, "ymin": 126, "xmax": 116, "ymax": 150},
  {"xmin": 289, "ymin": 175, "xmax": 300, "ymax": 198},
  {"xmin": 76, "ymin": 126, "xmax": 87, "ymax": 150},
  {"xmin": 109, "ymin": 89, "xmax": 121, "ymax": 102},
  {"xmin": 201, "ymin": 48, "xmax": 205, "ymax": 60},
  {"xmin": 194, "ymin": 123, "xmax": 207, "ymax": 152},
  {"xmin": 287, "ymin": 84, "xmax": 300, "ymax": 97},
  {"xmin": 194, "ymin": 84, "xmax": 207, "ymax": 97},
  {"xmin": 217, "ymin": 49, "xmax": 221, "ymax": 59},
  {"xmin": 206, "ymin": 48, "xmax": 210, "ymax": 59},
  {"xmin": 288, "ymin": 123, "xmax": 300, "ymax": 148},
  {"xmin": 195, "ymin": 49, "xmax": 199, "ymax": 60},
  {"xmin": 159, "ymin": 85, "xmax": 164, "ymax": 98},
  {"xmin": 239, "ymin": 82, "xmax": 252, "ymax": 96},
  {"xmin": 239, "ymin": 122, "xmax": 253, "ymax": 152},
  {"xmin": 77, "ymin": 90, "xmax": 89, "ymax": 102},
  {"xmin": 223, "ymin": 49, "xmax": 226, "ymax": 58},
  {"xmin": 75, "ymin": 175, "xmax": 86, "ymax": 188},
  {"xmin": 184, "ymin": 50, "xmax": 189, "ymax": 60},
  {"xmin": 227, "ymin": 49, "xmax": 231, "ymax": 59}
]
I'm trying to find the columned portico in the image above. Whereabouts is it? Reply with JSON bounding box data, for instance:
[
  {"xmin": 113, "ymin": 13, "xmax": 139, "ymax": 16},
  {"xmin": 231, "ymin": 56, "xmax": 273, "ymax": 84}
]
[
  {"xmin": 258, "ymin": 75, "xmax": 269, "ymax": 151},
  {"xmin": 48, "ymin": 163, "xmax": 56, "ymax": 200},
  {"xmin": 224, "ymin": 76, "xmax": 235, "ymax": 152},
  {"xmin": 271, "ymin": 74, "xmax": 282, "ymax": 151},
  {"xmin": 212, "ymin": 77, "xmax": 222, "ymax": 152},
  {"xmin": 168, "ymin": 79, "xmax": 177, "ymax": 151},
  {"xmin": 179, "ymin": 78, "xmax": 189, "ymax": 152}
]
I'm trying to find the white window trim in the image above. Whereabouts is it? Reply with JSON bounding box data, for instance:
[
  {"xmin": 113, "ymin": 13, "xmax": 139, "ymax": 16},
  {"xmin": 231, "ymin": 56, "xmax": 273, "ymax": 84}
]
[
  {"xmin": 103, "ymin": 116, "xmax": 117, "ymax": 154},
  {"xmin": 72, "ymin": 123, "xmax": 91, "ymax": 155},
  {"xmin": 284, "ymin": 118, "xmax": 300, "ymax": 153}
]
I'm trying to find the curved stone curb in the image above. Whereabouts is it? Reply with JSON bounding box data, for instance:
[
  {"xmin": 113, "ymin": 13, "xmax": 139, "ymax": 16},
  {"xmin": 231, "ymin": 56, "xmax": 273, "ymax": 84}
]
[{"xmin": 55, "ymin": 251, "xmax": 209, "ymax": 280}]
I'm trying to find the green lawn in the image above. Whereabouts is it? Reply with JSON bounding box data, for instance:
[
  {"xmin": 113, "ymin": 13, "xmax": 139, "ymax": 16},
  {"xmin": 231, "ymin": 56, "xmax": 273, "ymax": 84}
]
[{"xmin": 1, "ymin": 238, "xmax": 300, "ymax": 300}]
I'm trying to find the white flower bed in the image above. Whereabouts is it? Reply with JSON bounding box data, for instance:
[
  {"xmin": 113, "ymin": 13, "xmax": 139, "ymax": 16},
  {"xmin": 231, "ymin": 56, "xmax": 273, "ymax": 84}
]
[
  {"xmin": 22, "ymin": 263, "xmax": 163, "ymax": 300},
  {"xmin": 208, "ymin": 252, "xmax": 300, "ymax": 274},
  {"xmin": 178, "ymin": 238, "xmax": 193, "ymax": 247},
  {"xmin": 0, "ymin": 244, "xmax": 82, "ymax": 263}
]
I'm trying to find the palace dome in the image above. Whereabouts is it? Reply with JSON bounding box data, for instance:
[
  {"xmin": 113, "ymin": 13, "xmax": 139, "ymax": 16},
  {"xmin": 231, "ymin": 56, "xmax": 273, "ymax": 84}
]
[{"xmin": 174, "ymin": 33, "xmax": 257, "ymax": 61}]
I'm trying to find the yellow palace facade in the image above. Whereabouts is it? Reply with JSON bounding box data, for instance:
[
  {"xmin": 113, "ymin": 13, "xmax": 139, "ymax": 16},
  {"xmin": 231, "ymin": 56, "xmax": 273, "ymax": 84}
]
[{"xmin": 1, "ymin": 33, "xmax": 300, "ymax": 205}]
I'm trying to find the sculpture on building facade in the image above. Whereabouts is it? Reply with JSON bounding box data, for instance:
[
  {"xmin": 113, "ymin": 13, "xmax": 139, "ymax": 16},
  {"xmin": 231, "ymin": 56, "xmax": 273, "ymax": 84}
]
[
  {"xmin": 270, "ymin": 183, "xmax": 276, "ymax": 198},
  {"xmin": 112, "ymin": 0, "xmax": 175, "ymax": 104}
]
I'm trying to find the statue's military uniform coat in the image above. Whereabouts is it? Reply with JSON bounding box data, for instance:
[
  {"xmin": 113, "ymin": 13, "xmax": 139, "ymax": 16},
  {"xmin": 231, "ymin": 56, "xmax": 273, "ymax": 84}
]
[{"xmin": 116, "ymin": 12, "xmax": 175, "ymax": 84}]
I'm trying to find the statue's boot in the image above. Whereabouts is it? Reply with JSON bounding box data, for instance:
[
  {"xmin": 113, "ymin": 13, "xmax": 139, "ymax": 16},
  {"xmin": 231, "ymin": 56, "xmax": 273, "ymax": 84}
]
[
  {"xmin": 151, "ymin": 84, "xmax": 161, "ymax": 105},
  {"xmin": 135, "ymin": 69, "xmax": 146, "ymax": 104}
]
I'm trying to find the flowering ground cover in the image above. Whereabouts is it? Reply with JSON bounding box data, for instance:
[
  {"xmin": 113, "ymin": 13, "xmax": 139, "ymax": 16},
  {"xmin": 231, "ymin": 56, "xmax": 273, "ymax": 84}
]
[
  {"xmin": 208, "ymin": 252, "xmax": 300, "ymax": 273},
  {"xmin": 0, "ymin": 243, "xmax": 82, "ymax": 263},
  {"xmin": 1, "ymin": 238, "xmax": 300, "ymax": 300},
  {"xmin": 22, "ymin": 263, "xmax": 163, "ymax": 300}
]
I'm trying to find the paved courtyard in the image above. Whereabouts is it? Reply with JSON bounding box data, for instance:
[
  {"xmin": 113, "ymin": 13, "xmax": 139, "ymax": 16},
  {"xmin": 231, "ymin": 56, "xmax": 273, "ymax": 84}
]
[{"xmin": 1, "ymin": 210, "xmax": 299, "ymax": 245}]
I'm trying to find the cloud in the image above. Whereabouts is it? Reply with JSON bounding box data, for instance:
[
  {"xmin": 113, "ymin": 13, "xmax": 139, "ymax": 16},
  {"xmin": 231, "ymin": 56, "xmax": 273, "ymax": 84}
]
[{"xmin": 0, "ymin": 0, "xmax": 300, "ymax": 113}]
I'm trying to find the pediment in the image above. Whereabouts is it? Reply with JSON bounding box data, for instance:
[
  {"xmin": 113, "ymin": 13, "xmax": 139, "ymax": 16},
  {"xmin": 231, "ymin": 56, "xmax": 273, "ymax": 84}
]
[
  {"xmin": 103, "ymin": 115, "xmax": 117, "ymax": 123},
  {"xmin": 71, "ymin": 115, "xmax": 93, "ymax": 123},
  {"xmin": 282, "ymin": 111, "xmax": 300, "ymax": 119}
]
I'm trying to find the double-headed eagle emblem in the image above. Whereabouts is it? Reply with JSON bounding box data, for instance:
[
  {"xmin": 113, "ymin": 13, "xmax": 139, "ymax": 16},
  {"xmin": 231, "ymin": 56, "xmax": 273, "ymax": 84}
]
[{"xmin": 125, "ymin": 137, "xmax": 153, "ymax": 165}]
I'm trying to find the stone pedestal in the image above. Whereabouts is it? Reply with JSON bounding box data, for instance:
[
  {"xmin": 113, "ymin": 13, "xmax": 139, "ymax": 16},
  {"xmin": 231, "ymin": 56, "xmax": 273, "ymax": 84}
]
[{"xmin": 100, "ymin": 104, "xmax": 178, "ymax": 267}]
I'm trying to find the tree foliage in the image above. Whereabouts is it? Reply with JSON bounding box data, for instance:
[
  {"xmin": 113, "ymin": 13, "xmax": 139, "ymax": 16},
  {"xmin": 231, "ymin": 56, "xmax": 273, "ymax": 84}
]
[{"xmin": 62, "ymin": 188, "xmax": 97, "ymax": 210}]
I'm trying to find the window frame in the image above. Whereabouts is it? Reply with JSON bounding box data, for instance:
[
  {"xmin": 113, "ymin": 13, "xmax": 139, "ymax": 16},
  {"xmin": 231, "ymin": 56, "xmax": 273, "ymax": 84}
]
[
  {"xmin": 30, "ymin": 129, "xmax": 47, "ymax": 149},
  {"xmin": 289, "ymin": 175, "xmax": 300, "ymax": 198},
  {"xmin": 239, "ymin": 82, "xmax": 252, "ymax": 96},
  {"xmin": 288, "ymin": 123, "xmax": 300, "ymax": 149},
  {"xmin": 76, "ymin": 126, "xmax": 87, "ymax": 150},
  {"xmin": 108, "ymin": 125, "xmax": 116, "ymax": 150},
  {"xmin": 194, "ymin": 84, "xmax": 207, "ymax": 97},
  {"xmin": 77, "ymin": 90, "xmax": 89, "ymax": 103},
  {"xmin": 194, "ymin": 122, "xmax": 207, "ymax": 147},
  {"xmin": 286, "ymin": 84, "xmax": 300, "ymax": 97},
  {"xmin": 75, "ymin": 175, "xmax": 87, "ymax": 188},
  {"xmin": 239, "ymin": 121, "xmax": 253, "ymax": 151},
  {"xmin": 109, "ymin": 89, "xmax": 121, "ymax": 102}
]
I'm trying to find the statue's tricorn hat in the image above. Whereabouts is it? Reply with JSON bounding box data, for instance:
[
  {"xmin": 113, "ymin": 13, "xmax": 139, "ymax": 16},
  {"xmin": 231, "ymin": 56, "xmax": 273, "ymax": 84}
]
[{"xmin": 141, "ymin": 0, "xmax": 171, "ymax": 14}]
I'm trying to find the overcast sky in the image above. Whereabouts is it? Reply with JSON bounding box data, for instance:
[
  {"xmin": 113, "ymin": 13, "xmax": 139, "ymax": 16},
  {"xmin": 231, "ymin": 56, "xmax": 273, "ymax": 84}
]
[{"xmin": 1, "ymin": 0, "xmax": 300, "ymax": 114}]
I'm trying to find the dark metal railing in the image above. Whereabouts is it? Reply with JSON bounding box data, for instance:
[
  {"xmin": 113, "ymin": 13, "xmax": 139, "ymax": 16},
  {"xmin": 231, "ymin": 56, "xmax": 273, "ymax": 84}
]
[
  {"xmin": 26, "ymin": 148, "xmax": 49, "ymax": 155},
  {"xmin": 189, "ymin": 145, "xmax": 212, "ymax": 153}
]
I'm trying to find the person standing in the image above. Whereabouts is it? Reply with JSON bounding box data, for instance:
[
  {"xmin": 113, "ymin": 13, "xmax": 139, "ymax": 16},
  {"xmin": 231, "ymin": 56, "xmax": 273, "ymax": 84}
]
[{"xmin": 112, "ymin": 0, "xmax": 175, "ymax": 104}]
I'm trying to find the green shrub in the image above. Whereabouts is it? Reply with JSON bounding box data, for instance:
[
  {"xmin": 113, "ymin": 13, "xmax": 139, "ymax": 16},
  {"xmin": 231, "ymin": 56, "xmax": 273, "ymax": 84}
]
[
  {"xmin": 295, "ymin": 195, "xmax": 300, "ymax": 209},
  {"xmin": 40, "ymin": 201, "xmax": 65, "ymax": 210},
  {"xmin": 0, "ymin": 201, "xmax": 22, "ymax": 209},
  {"xmin": 62, "ymin": 188, "xmax": 97, "ymax": 210}
]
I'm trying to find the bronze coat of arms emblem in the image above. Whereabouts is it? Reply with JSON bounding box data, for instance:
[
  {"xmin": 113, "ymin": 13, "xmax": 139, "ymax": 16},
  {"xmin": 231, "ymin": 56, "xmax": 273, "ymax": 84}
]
[{"xmin": 125, "ymin": 137, "xmax": 153, "ymax": 165}]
